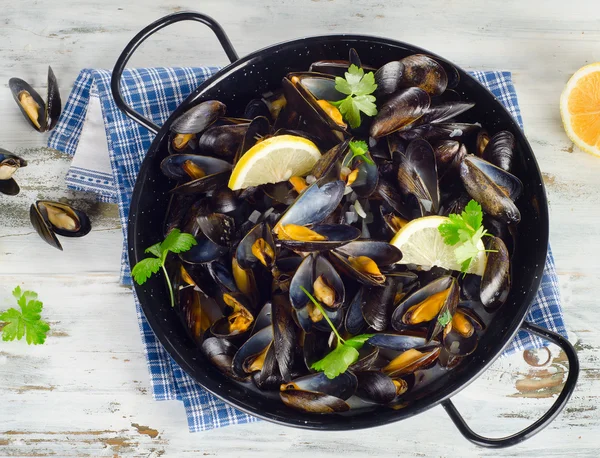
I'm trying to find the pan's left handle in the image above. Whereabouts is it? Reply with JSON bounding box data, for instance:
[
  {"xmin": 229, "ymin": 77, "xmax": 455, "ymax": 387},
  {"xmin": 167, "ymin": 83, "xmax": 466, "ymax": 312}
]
[
  {"xmin": 442, "ymin": 321, "xmax": 579, "ymax": 448},
  {"xmin": 111, "ymin": 11, "xmax": 239, "ymax": 134}
]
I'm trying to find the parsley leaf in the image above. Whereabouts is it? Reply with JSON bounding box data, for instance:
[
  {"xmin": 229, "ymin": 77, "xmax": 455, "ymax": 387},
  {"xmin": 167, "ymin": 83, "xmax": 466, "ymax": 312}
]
[
  {"xmin": 332, "ymin": 64, "xmax": 378, "ymax": 129},
  {"xmin": 131, "ymin": 229, "xmax": 197, "ymax": 307},
  {"xmin": 347, "ymin": 140, "xmax": 375, "ymax": 166},
  {"xmin": 438, "ymin": 199, "xmax": 491, "ymax": 274},
  {"xmin": 311, "ymin": 345, "xmax": 359, "ymax": 379},
  {"xmin": 0, "ymin": 286, "xmax": 50, "ymax": 345},
  {"xmin": 437, "ymin": 309, "xmax": 453, "ymax": 327},
  {"xmin": 300, "ymin": 285, "xmax": 373, "ymax": 379}
]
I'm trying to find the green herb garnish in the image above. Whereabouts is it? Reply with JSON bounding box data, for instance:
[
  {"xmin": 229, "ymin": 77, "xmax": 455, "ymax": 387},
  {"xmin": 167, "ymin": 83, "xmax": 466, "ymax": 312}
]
[
  {"xmin": 347, "ymin": 140, "xmax": 374, "ymax": 166},
  {"xmin": 438, "ymin": 199, "xmax": 494, "ymax": 273},
  {"xmin": 131, "ymin": 229, "xmax": 197, "ymax": 308},
  {"xmin": 0, "ymin": 286, "xmax": 49, "ymax": 345},
  {"xmin": 437, "ymin": 309, "xmax": 453, "ymax": 327},
  {"xmin": 331, "ymin": 64, "xmax": 378, "ymax": 129},
  {"xmin": 300, "ymin": 286, "xmax": 373, "ymax": 379}
]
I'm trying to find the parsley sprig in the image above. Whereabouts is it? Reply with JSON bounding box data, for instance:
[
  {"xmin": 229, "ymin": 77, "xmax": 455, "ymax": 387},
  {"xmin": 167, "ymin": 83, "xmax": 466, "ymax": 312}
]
[
  {"xmin": 131, "ymin": 229, "xmax": 197, "ymax": 308},
  {"xmin": 347, "ymin": 140, "xmax": 374, "ymax": 166},
  {"xmin": 438, "ymin": 200, "xmax": 495, "ymax": 273},
  {"xmin": 330, "ymin": 64, "xmax": 378, "ymax": 129},
  {"xmin": 300, "ymin": 286, "xmax": 373, "ymax": 379},
  {"xmin": 0, "ymin": 286, "xmax": 49, "ymax": 345}
]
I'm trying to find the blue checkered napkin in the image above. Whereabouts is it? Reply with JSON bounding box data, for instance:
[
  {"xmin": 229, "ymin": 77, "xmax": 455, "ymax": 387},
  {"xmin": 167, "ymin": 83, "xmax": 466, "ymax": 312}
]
[{"xmin": 48, "ymin": 67, "xmax": 566, "ymax": 432}]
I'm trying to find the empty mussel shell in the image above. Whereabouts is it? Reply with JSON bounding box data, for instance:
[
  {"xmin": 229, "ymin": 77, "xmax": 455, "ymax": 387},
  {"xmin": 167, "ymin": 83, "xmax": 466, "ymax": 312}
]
[{"xmin": 355, "ymin": 371, "xmax": 398, "ymax": 404}]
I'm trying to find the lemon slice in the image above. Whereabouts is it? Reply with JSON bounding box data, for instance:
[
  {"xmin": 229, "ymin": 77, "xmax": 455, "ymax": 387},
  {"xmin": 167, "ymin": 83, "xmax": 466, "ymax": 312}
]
[
  {"xmin": 390, "ymin": 215, "xmax": 486, "ymax": 276},
  {"xmin": 560, "ymin": 62, "xmax": 600, "ymax": 157},
  {"xmin": 228, "ymin": 135, "xmax": 321, "ymax": 190}
]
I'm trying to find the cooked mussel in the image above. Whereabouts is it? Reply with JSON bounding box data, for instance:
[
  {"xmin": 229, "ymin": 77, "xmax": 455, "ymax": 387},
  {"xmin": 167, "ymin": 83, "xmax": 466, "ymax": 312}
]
[
  {"xmin": 236, "ymin": 222, "xmax": 277, "ymax": 269},
  {"xmin": 370, "ymin": 87, "xmax": 431, "ymax": 138},
  {"xmin": 391, "ymin": 276, "xmax": 459, "ymax": 342},
  {"xmin": 168, "ymin": 155, "xmax": 232, "ymax": 195},
  {"xmin": 280, "ymin": 371, "xmax": 357, "ymax": 413},
  {"xmin": 480, "ymin": 236, "xmax": 511, "ymax": 310},
  {"xmin": 201, "ymin": 337, "xmax": 245, "ymax": 381},
  {"xmin": 330, "ymin": 240, "xmax": 402, "ymax": 286},
  {"xmin": 0, "ymin": 149, "xmax": 27, "ymax": 196},
  {"xmin": 9, "ymin": 66, "xmax": 61, "ymax": 132},
  {"xmin": 355, "ymin": 371, "xmax": 398, "ymax": 404},
  {"xmin": 482, "ymin": 130, "xmax": 515, "ymax": 172},
  {"xmin": 459, "ymin": 155, "xmax": 521, "ymax": 223},
  {"xmin": 211, "ymin": 292, "xmax": 255, "ymax": 339},
  {"xmin": 396, "ymin": 138, "xmax": 440, "ymax": 215},
  {"xmin": 399, "ymin": 54, "xmax": 448, "ymax": 96},
  {"xmin": 277, "ymin": 223, "xmax": 361, "ymax": 252},
  {"xmin": 30, "ymin": 200, "xmax": 92, "ymax": 250},
  {"xmin": 289, "ymin": 254, "xmax": 345, "ymax": 311},
  {"xmin": 382, "ymin": 345, "xmax": 441, "ymax": 378},
  {"xmin": 197, "ymin": 123, "xmax": 248, "ymax": 160},
  {"xmin": 170, "ymin": 100, "xmax": 225, "ymax": 135},
  {"xmin": 443, "ymin": 307, "xmax": 484, "ymax": 356}
]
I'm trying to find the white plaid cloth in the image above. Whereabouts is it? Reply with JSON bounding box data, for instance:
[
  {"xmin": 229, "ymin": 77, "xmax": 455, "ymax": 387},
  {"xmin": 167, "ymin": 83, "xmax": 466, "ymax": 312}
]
[{"xmin": 48, "ymin": 67, "xmax": 566, "ymax": 432}]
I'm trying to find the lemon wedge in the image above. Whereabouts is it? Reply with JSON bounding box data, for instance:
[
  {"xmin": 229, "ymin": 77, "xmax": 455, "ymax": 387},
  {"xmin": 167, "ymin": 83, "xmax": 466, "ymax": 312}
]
[
  {"xmin": 228, "ymin": 135, "xmax": 321, "ymax": 190},
  {"xmin": 390, "ymin": 215, "xmax": 486, "ymax": 276}
]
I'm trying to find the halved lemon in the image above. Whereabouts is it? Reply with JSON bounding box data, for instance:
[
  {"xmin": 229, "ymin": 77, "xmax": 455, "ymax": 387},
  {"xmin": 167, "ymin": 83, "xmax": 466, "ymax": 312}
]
[
  {"xmin": 228, "ymin": 135, "xmax": 321, "ymax": 190},
  {"xmin": 390, "ymin": 215, "xmax": 486, "ymax": 276},
  {"xmin": 560, "ymin": 63, "xmax": 600, "ymax": 157}
]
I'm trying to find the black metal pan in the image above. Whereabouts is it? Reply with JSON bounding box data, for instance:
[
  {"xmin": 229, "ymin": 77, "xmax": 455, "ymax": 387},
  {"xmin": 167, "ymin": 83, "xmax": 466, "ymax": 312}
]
[{"xmin": 111, "ymin": 11, "xmax": 578, "ymax": 448}]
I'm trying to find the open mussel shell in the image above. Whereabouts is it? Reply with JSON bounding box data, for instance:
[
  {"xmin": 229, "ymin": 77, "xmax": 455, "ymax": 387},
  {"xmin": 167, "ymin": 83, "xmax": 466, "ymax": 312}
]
[
  {"xmin": 308, "ymin": 48, "xmax": 375, "ymax": 77},
  {"xmin": 178, "ymin": 286, "xmax": 222, "ymax": 344},
  {"xmin": 289, "ymin": 254, "xmax": 345, "ymax": 311},
  {"xmin": 210, "ymin": 291, "xmax": 256, "ymax": 340},
  {"xmin": 330, "ymin": 240, "xmax": 402, "ymax": 286},
  {"xmin": 293, "ymin": 297, "xmax": 343, "ymax": 333},
  {"xmin": 443, "ymin": 307, "xmax": 484, "ymax": 356},
  {"xmin": 370, "ymin": 87, "xmax": 431, "ymax": 139},
  {"xmin": 201, "ymin": 337, "xmax": 246, "ymax": 381},
  {"xmin": 459, "ymin": 155, "xmax": 521, "ymax": 224},
  {"xmin": 9, "ymin": 77, "xmax": 47, "ymax": 132},
  {"xmin": 171, "ymin": 100, "xmax": 225, "ymax": 134},
  {"xmin": 250, "ymin": 301, "xmax": 272, "ymax": 335},
  {"xmin": 376, "ymin": 179, "xmax": 416, "ymax": 221},
  {"xmin": 480, "ymin": 236, "xmax": 511, "ymax": 311},
  {"xmin": 281, "ymin": 371, "xmax": 357, "ymax": 401},
  {"xmin": 197, "ymin": 123, "xmax": 248, "ymax": 160},
  {"xmin": 231, "ymin": 325, "xmax": 273, "ymax": 377},
  {"xmin": 280, "ymin": 389, "xmax": 350, "ymax": 413},
  {"xmin": 278, "ymin": 223, "xmax": 361, "ymax": 252},
  {"xmin": 0, "ymin": 149, "xmax": 27, "ymax": 180},
  {"xmin": 160, "ymin": 154, "xmax": 231, "ymax": 182},
  {"xmin": 340, "ymin": 149, "xmax": 378, "ymax": 198},
  {"xmin": 399, "ymin": 54, "xmax": 448, "ymax": 96},
  {"xmin": 391, "ymin": 276, "xmax": 459, "ymax": 342},
  {"xmin": 169, "ymin": 158, "xmax": 232, "ymax": 195},
  {"xmin": 348, "ymin": 344, "xmax": 380, "ymax": 372},
  {"xmin": 236, "ymin": 222, "xmax": 276, "ymax": 269},
  {"xmin": 355, "ymin": 371, "xmax": 398, "ymax": 404},
  {"xmin": 274, "ymin": 180, "xmax": 345, "ymax": 232},
  {"xmin": 397, "ymin": 122, "xmax": 480, "ymax": 143},
  {"xmin": 30, "ymin": 201, "xmax": 92, "ymax": 250},
  {"xmin": 382, "ymin": 344, "xmax": 442, "ymax": 378},
  {"xmin": 397, "ymin": 138, "xmax": 440, "ymax": 215},
  {"xmin": 482, "ymin": 130, "xmax": 515, "ymax": 172}
]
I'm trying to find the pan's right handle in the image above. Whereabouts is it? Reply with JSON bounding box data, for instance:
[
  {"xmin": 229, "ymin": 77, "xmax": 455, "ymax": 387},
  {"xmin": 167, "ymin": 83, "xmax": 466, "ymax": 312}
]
[
  {"xmin": 111, "ymin": 11, "xmax": 239, "ymax": 134},
  {"xmin": 442, "ymin": 322, "xmax": 579, "ymax": 448}
]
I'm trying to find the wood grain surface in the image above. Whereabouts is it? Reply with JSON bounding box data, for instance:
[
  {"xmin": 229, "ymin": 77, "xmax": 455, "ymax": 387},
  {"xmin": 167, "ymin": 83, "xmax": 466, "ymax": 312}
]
[{"xmin": 0, "ymin": 0, "xmax": 599, "ymax": 456}]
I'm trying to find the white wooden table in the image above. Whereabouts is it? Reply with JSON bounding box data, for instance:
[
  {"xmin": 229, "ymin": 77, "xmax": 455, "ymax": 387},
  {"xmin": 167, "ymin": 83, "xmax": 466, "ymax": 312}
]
[{"xmin": 0, "ymin": 1, "xmax": 599, "ymax": 456}]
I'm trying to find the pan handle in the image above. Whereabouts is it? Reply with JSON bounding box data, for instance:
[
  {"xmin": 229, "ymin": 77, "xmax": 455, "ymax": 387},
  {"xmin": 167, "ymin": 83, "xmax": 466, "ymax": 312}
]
[
  {"xmin": 111, "ymin": 11, "xmax": 239, "ymax": 134},
  {"xmin": 442, "ymin": 321, "xmax": 579, "ymax": 448}
]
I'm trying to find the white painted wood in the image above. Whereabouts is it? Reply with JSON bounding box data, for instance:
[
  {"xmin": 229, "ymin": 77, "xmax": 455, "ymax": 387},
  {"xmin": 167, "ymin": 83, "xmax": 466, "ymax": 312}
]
[{"xmin": 0, "ymin": 0, "xmax": 599, "ymax": 456}]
